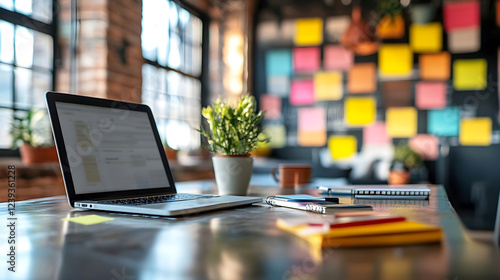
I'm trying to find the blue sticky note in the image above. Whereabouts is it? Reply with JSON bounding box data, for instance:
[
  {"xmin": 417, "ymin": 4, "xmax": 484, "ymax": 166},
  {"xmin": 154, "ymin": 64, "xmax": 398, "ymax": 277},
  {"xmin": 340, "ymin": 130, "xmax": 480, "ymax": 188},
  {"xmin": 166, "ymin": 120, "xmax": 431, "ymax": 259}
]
[
  {"xmin": 428, "ymin": 107, "xmax": 460, "ymax": 136},
  {"xmin": 266, "ymin": 50, "xmax": 292, "ymax": 76}
]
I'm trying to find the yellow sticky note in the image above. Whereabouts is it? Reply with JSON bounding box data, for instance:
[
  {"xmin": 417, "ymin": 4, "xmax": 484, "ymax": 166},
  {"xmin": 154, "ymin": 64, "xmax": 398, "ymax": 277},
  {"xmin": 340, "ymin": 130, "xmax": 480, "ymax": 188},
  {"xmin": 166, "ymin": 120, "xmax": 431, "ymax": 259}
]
[
  {"xmin": 345, "ymin": 97, "xmax": 376, "ymax": 126},
  {"xmin": 295, "ymin": 18, "xmax": 323, "ymax": 46},
  {"xmin": 62, "ymin": 215, "xmax": 114, "ymax": 225},
  {"xmin": 453, "ymin": 59, "xmax": 487, "ymax": 90},
  {"xmin": 386, "ymin": 107, "xmax": 417, "ymax": 137},
  {"xmin": 263, "ymin": 125, "xmax": 286, "ymax": 148},
  {"xmin": 328, "ymin": 136, "xmax": 357, "ymax": 160},
  {"xmin": 460, "ymin": 118, "xmax": 491, "ymax": 146},
  {"xmin": 379, "ymin": 44, "xmax": 413, "ymax": 76},
  {"xmin": 410, "ymin": 23, "xmax": 442, "ymax": 53},
  {"xmin": 314, "ymin": 72, "xmax": 343, "ymax": 101}
]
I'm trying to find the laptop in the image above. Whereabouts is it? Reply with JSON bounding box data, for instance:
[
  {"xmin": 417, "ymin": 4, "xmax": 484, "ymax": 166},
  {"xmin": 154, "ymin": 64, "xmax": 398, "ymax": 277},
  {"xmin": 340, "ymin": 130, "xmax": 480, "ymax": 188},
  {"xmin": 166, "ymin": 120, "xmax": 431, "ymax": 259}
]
[{"xmin": 45, "ymin": 92, "xmax": 262, "ymax": 216}]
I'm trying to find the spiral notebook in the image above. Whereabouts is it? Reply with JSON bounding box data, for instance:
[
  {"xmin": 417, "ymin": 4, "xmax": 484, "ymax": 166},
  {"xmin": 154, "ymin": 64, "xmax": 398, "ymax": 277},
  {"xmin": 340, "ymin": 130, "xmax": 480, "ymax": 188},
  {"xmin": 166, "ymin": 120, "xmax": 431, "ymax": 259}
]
[{"xmin": 317, "ymin": 185, "xmax": 431, "ymax": 200}]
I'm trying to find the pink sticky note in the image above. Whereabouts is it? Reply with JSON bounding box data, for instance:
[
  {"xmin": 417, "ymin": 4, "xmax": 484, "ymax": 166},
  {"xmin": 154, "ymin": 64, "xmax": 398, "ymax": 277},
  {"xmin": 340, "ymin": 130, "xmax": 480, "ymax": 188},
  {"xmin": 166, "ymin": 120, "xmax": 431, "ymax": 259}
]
[
  {"xmin": 293, "ymin": 47, "xmax": 320, "ymax": 72},
  {"xmin": 415, "ymin": 82, "xmax": 447, "ymax": 109},
  {"xmin": 298, "ymin": 107, "xmax": 326, "ymax": 132},
  {"xmin": 363, "ymin": 122, "xmax": 391, "ymax": 145},
  {"xmin": 409, "ymin": 134, "xmax": 439, "ymax": 160},
  {"xmin": 290, "ymin": 79, "xmax": 315, "ymax": 105},
  {"xmin": 260, "ymin": 94, "xmax": 282, "ymax": 120},
  {"xmin": 443, "ymin": 1, "xmax": 480, "ymax": 32},
  {"xmin": 324, "ymin": 45, "xmax": 353, "ymax": 70}
]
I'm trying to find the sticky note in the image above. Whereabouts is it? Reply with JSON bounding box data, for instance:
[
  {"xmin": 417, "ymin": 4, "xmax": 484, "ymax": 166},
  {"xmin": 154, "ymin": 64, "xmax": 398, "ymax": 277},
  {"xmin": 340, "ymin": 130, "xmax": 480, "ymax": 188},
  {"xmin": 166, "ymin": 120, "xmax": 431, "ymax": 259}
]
[
  {"xmin": 324, "ymin": 45, "xmax": 353, "ymax": 70},
  {"xmin": 295, "ymin": 18, "xmax": 323, "ymax": 46},
  {"xmin": 280, "ymin": 20, "xmax": 295, "ymax": 43},
  {"xmin": 364, "ymin": 122, "xmax": 391, "ymax": 145},
  {"xmin": 260, "ymin": 94, "xmax": 282, "ymax": 120},
  {"xmin": 448, "ymin": 27, "xmax": 480, "ymax": 54},
  {"xmin": 328, "ymin": 135, "xmax": 357, "ymax": 160},
  {"xmin": 293, "ymin": 47, "xmax": 320, "ymax": 72},
  {"xmin": 348, "ymin": 63, "xmax": 376, "ymax": 93},
  {"xmin": 298, "ymin": 107, "xmax": 326, "ymax": 146},
  {"xmin": 267, "ymin": 76, "xmax": 289, "ymax": 97},
  {"xmin": 325, "ymin": 16, "xmax": 351, "ymax": 42},
  {"xmin": 265, "ymin": 50, "xmax": 292, "ymax": 76},
  {"xmin": 419, "ymin": 52, "xmax": 450, "ymax": 80},
  {"xmin": 409, "ymin": 134, "xmax": 439, "ymax": 160},
  {"xmin": 410, "ymin": 23, "xmax": 442, "ymax": 53},
  {"xmin": 314, "ymin": 72, "xmax": 343, "ymax": 101},
  {"xmin": 386, "ymin": 107, "xmax": 417, "ymax": 137},
  {"xmin": 460, "ymin": 118, "xmax": 492, "ymax": 146},
  {"xmin": 62, "ymin": 215, "xmax": 114, "ymax": 225},
  {"xmin": 290, "ymin": 79, "xmax": 314, "ymax": 105},
  {"xmin": 257, "ymin": 21, "xmax": 280, "ymax": 44},
  {"xmin": 381, "ymin": 81, "xmax": 412, "ymax": 108},
  {"xmin": 345, "ymin": 97, "xmax": 376, "ymax": 126},
  {"xmin": 427, "ymin": 107, "xmax": 460, "ymax": 136},
  {"xmin": 263, "ymin": 125, "xmax": 286, "ymax": 148},
  {"xmin": 453, "ymin": 59, "xmax": 487, "ymax": 90},
  {"xmin": 443, "ymin": 1, "xmax": 480, "ymax": 32},
  {"xmin": 379, "ymin": 44, "xmax": 413, "ymax": 76},
  {"xmin": 415, "ymin": 82, "xmax": 447, "ymax": 109}
]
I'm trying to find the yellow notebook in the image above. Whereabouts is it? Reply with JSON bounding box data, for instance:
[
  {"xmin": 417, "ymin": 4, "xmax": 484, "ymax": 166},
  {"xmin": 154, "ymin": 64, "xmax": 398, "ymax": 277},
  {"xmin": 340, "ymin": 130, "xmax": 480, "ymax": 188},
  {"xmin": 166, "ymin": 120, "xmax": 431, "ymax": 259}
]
[{"xmin": 277, "ymin": 220, "xmax": 442, "ymax": 249}]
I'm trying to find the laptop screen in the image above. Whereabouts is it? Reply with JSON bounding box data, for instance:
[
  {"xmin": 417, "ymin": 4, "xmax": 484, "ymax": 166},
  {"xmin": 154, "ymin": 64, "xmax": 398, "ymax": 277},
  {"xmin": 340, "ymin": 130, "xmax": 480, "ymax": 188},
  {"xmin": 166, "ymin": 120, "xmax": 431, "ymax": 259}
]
[{"xmin": 55, "ymin": 102, "xmax": 170, "ymax": 194}]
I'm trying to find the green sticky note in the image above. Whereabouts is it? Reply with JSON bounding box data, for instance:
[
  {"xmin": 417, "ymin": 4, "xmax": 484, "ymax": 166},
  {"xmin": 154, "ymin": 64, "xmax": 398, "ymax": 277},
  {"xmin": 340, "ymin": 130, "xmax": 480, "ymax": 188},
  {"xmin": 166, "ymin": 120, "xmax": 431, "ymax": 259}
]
[{"xmin": 62, "ymin": 215, "xmax": 114, "ymax": 225}]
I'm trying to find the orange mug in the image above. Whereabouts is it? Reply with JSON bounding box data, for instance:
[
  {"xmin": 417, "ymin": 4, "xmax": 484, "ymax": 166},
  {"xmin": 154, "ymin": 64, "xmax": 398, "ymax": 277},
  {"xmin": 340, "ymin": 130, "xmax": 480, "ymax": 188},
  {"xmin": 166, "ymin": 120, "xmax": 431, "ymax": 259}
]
[{"xmin": 271, "ymin": 164, "xmax": 312, "ymax": 188}]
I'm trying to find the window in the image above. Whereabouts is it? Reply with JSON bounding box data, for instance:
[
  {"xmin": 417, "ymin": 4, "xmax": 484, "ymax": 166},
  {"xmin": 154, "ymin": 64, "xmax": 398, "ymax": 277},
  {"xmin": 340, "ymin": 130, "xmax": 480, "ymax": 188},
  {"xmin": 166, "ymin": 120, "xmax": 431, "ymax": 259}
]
[
  {"xmin": 142, "ymin": 0, "xmax": 203, "ymax": 150},
  {"xmin": 0, "ymin": 0, "xmax": 55, "ymax": 149}
]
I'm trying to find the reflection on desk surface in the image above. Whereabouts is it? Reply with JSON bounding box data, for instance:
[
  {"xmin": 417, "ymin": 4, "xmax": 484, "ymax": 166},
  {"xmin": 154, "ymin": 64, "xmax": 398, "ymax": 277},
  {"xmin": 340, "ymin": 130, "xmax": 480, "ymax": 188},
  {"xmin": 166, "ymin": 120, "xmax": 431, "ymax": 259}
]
[{"xmin": 1, "ymin": 182, "xmax": 500, "ymax": 280}]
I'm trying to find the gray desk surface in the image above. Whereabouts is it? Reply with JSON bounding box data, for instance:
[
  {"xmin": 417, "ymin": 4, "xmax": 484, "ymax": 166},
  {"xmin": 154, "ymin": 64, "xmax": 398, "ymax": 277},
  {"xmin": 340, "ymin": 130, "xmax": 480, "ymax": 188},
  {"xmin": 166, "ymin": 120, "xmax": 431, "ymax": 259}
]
[{"xmin": 2, "ymin": 180, "xmax": 500, "ymax": 280}]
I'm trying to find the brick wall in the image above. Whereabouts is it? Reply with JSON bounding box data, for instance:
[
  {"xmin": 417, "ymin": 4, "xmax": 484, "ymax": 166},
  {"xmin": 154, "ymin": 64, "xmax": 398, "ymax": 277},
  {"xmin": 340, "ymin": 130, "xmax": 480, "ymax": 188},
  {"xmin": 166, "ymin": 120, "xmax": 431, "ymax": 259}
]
[{"xmin": 57, "ymin": 0, "xmax": 143, "ymax": 103}]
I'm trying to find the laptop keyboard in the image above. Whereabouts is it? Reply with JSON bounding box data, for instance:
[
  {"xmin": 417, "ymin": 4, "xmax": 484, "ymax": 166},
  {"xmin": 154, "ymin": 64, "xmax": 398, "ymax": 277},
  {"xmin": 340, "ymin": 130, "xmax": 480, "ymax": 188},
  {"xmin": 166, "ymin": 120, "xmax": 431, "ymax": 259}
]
[{"xmin": 99, "ymin": 193, "xmax": 212, "ymax": 205}]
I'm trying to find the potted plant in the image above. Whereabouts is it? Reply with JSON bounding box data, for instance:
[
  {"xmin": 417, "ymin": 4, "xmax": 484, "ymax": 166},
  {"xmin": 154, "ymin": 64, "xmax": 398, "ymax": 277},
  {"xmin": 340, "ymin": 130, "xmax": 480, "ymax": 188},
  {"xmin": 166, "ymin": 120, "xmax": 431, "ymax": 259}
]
[
  {"xmin": 10, "ymin": 109, "xmax": 58, "ymax": 165},
  {"xmin": 199, "ymin": 94, "xmax": 268, "ymax": 195},
  {"xmin": 376, "ymin": 0, "xmax": 405, "ymax": 39},
  {"xmin": 388, "ymin": 142, "xmax": 424, "ymax": 185}
]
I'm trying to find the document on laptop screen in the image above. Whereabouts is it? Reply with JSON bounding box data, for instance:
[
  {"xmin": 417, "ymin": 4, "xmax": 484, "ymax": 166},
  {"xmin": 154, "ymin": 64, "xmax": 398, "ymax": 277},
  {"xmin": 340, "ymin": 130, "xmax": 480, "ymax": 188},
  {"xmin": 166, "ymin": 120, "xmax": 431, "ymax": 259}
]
[{"xmin": 55, "ymin": 102, "xmax": 170, "ymax": 194}]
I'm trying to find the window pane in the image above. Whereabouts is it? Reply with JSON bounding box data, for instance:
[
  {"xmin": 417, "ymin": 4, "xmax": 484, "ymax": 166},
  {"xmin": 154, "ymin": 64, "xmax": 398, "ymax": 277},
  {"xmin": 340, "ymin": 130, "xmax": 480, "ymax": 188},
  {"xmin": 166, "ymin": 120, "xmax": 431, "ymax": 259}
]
[
  {"xmin": 169, "ymin": 2, "xmax": 179, "ymax": 32},
  {"xmin": 158, "ymin": 67, "xmax": 167, "ymax": 94},
  {"xmin": 15, "ymin": 0, "xmax": 32, "ymax": 16},
  {"xmin": 15, "ymin": 26, "xmax": 34, "ymax": 67},
  {"xmin": 179, "ymin": 8, "xmax": 190, "ymax": 29},
  {"xmin": 184, "ymin": 43, "xmax": 192, "ymax": 74},
  {"xmin": 0, "ymin": 20, "xmax": 15, "ymax": 63},
  {"xmin": 15, "ymin": 67, "xmax": 33, "ymax": 108},
  {"xmin": 191, "ymin": 17, "xmax": 202, "ymax": 45},
  {"xmin": 167, "ymin": 70, "xmax": 182, "ymax": 96},
  {"xmin": 157, "ymin": 93, "xmax": 168, "ymax": 118},
  {"xmin": 165, "ymin": 120, "xmax": 190, "ymax": 150},
  {"xmin": 0, "ymin": 108, "xmax": 13, "ymax": 148},
  {"xmin": 192, "ymin": 45, "xmax": 202, "ymax": 76},
  {"xmin": 0, "ymin": 64, "xmax": 13, "ymax": 107},
  {"xmin": 168, "ymin": 32, "xmax": 181, "ymax": 70},
  {"xmin": 33, "ymin": 31, "xmax": 53, "ymax": 69},
  {"xmin": 32, "ymin": 0, "xmax": 53, "ymax": 23},
  {"xmin": 0, "ymin": 0, "xmax": 14, "ymax": 10},
  {"xmin": 33, "ymin": 70, "xmax": 51, "ymax": 107},
  {"xmin": 142, "ymin": 63, "xmax": 157, "ymax": 91}
]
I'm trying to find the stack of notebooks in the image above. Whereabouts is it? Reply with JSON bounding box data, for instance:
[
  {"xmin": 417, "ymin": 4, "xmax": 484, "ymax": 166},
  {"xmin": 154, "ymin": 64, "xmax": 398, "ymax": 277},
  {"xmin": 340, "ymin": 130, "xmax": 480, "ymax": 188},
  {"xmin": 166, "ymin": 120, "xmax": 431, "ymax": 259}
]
[{"xmin": 277, "ymin": 211, "xmax": 442, "ymax": 258}]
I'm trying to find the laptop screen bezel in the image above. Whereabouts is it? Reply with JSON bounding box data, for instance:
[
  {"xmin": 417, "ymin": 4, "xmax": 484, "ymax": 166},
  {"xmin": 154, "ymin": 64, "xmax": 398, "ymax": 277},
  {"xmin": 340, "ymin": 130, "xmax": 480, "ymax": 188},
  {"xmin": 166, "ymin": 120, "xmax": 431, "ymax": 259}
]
[{"xmin": 46, "ymin": 91, "xmax": 178, "ymax": 207}]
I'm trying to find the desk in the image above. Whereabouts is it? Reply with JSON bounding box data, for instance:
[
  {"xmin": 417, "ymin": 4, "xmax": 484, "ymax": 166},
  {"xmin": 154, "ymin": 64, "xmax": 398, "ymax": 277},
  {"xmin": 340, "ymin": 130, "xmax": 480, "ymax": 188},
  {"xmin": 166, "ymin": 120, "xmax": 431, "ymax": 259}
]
[{"xmin": 2, "ymin": 181, "xmax": 500, "ymax": 280}]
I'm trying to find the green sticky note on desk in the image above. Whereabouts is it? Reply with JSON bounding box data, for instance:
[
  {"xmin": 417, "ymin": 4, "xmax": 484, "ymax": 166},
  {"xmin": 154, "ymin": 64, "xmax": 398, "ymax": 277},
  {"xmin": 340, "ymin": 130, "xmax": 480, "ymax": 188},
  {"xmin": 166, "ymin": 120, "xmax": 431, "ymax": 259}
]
[{"xmin": 62, "ymin": 215, "xmax": 114, "ymax": 225}]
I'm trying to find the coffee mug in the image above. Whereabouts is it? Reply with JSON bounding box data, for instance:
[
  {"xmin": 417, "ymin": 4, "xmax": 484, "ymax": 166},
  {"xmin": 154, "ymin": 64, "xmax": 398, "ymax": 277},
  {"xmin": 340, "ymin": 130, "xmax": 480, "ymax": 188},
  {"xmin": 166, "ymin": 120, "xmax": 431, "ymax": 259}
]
[{"xmin": 271, "ymin": 164, "xmax": 312, "ymax": 187}]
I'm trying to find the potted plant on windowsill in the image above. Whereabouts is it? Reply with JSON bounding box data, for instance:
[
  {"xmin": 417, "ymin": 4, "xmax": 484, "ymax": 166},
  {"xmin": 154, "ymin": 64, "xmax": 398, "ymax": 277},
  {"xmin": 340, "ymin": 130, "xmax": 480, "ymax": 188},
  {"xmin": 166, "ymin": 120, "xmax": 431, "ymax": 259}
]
[
  {"xmin": 10, "ymin": 109, "xmax": 58, "ymax": 165},
  {"xmin": 199, "ymin": 94, "xmax": 268, "ymax": 195}
]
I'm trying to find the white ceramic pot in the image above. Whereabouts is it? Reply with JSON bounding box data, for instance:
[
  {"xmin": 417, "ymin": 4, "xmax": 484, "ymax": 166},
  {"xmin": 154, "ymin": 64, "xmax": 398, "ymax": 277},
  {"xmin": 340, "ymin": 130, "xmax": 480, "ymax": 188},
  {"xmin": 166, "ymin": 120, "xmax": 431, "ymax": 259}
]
[{"xmin": 212, "ymin": 156, "xmax": 253, "ymax": 196}]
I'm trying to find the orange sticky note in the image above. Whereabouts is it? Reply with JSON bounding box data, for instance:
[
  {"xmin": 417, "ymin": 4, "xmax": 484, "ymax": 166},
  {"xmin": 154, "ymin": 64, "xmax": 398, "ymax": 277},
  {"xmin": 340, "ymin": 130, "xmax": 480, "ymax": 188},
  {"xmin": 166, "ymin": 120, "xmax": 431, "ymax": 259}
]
[
  {"xmin": 419, "ymin": 52, "xmax": 450, "ymax": 80},
  {"xmin": 328, "ymin": 135, "xmax": 357, "ymax": 160},
  {"xmin": 345, "ymin": 97, "xmax": 376, "ymax": 126},
  {"xmin": 314, "ymin": 72, "xmax": 343, "ymax": 101},
  {"xmin": 460, "ymin": 118, "xmax": 492, "ymax": 146},
  {"xmin": 348, "ymin": 63, "xmax": 376, "ymax": 93},
  {"xmin": 410, "ymin": 23, "xmax": 442, "ymax": 53},
  {"xmin": 386, "ymin": 107, "xmax": 417, "ymax": 137},
  {"xmin": 379, "ymin": 44, "xmax": 413, "ymax": 76},
  {"xmin": 295, "ymin": 18, "xmax": 323, "ymax": 46}
]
